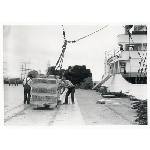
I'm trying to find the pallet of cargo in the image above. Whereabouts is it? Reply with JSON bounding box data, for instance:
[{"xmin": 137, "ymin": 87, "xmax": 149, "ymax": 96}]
[{"xmin": 30, "ymin": 75, "xmax": 60, "ymax": 108}]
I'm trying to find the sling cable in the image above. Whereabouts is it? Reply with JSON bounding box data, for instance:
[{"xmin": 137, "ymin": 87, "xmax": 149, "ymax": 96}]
[{"xmin": 54, "ymin": 25, "xmax": 109, "ymax": 73}]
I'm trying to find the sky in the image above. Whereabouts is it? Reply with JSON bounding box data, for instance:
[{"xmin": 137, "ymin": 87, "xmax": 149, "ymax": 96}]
[{"xmin": 3, "ymin": 24, "xmax": 125, "ymax": 81}]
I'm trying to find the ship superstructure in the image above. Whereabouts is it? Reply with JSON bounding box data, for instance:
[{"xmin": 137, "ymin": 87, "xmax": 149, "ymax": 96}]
[
  {"xmin": 113, "ymin": 25, "xmax": 147, "ymax": 84},
  {"xmin": 93, "ymin": 25, "xmax": 147, "ymax": 99}
]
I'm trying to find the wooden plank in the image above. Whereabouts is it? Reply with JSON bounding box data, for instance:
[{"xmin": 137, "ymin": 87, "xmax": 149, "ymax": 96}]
[
  {"xmin": 31, "ymin": 83, "xmax": 59, "ymax": 88},
  {"xmin": 32, "ymin": 78, "xmax": 58, "ymax": 84},
  {"xmin": 31, "ymin": 92, "xmax": 58, "ymax": 96}
]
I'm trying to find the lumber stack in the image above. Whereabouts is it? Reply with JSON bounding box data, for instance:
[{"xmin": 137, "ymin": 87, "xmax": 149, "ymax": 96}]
[{"xmin": 79, "ymin": 77, "xmax": 93, "ymax": 89}]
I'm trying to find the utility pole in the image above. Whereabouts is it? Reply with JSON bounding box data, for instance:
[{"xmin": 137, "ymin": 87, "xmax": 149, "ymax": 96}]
[
  {"xmin": 20, "ymin": 63, "xmax": 24, "ymax": 80},
  {"xmin": 47, "ymin": 60, "xmax": 50, "ymax": 68},
  {"xmin": 3, "ymin": 62, "xmax": 8, "ymax": 77},
  {"xmin": 46, "ymin": 60, "xmax": 50, "ymax": 75},
  {"xmin": 20, "ymin": 62, "xmax": 28, "ymax": 79},
  {"xmin": 24, "ymin": 62, "xmax": 26, "ymax": 78},
  {"xmin": 20, "ymin": 57, "xmax": 32, "ymax": 79}
]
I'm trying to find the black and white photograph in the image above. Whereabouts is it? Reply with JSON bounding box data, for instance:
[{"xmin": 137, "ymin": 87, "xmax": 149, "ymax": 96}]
[
  {"xmin": 3, "ymin": 24, "xmax": 147, "ymax": 126},
  {"xmin": 1, "ymin": 1, "xmax": 150, "ymax": 150}
]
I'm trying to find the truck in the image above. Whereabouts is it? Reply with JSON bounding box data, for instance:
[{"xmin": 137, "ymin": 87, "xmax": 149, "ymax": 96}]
[{"xmin": 30, "ymin": 75, "xmax": 61, "ymax": 108}]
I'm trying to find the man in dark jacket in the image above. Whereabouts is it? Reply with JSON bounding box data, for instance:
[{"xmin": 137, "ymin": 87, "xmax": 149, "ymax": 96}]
[
  {"xmin": 59, "ymin": 77, "xmax": 75, "ymax": 104},
  {"xmin": 23, "ymin": 74, "xmax": 33, "ymax": 104}
]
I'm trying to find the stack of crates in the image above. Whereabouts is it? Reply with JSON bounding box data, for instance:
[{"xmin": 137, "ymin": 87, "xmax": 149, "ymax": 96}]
[{"xmin": 30, "ymin": 75, "xmax": 60, "ymax": 107}]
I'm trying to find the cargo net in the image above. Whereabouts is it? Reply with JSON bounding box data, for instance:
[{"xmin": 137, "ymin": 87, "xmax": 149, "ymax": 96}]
[
  {"xmin": 32, "ymin": 78, "xmax": 57, "ymax": 84},
  {"xmin": 32, "ymin": 95, "xmax": 57, "ymax": 102}
]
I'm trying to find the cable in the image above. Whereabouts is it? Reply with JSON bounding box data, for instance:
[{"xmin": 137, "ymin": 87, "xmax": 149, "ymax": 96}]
[
  {"xmin": 67, "ymin": 25, "xmax": 109, "ymax": 43},
  {"xmin": 55, "ymin": 25, "xmax": 109, "ymax": 71}
]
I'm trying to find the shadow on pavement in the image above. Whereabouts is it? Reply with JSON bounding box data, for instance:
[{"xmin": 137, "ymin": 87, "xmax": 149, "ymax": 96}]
[{"xmin": 33, "ymin": 107, "xmax": 55, "ymax": 110}]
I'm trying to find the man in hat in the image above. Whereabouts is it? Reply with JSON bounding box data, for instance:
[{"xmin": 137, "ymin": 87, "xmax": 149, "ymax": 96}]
[
  {"xmin": 59, "ymin": 77, "xmax": 75, "ymax": 104},
  {"xmin": 23, "ymin": 74, "xmax": 33, "ymax": 104}
]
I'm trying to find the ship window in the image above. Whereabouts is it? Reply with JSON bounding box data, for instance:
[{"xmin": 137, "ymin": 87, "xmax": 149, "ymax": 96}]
[
  {"xmin": 125, "ymin": 44, "xmax": 134, "ymax": 51},
  {"xmin": 134, "ymin": 44, "xmax": 142, "ymax": 51},
  {"xmin": 125, "ymin": 44, "xmax": 142, "ymax": 51},
  {"xmin": 129, "ymin": 45, "xmax": 134, "ymax": 51}
]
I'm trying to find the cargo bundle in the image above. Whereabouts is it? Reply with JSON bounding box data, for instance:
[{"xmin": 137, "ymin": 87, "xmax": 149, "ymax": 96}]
[
  {"xmin": 32, "ymin": 78, "xmax": 57, "ymax": 84},
  {"xmin": 131, "ymin": 97, "xmax": 148, "ymax": 125},
  {"xmin": 32, "ymin": 87, "xmax": 57, "ymax": 94},
  {"xmin": 32, "ymin": 95, "xmax": 57, "ymax": 102},
  {"xmin": 30, "ymin": 76, "xmax": 60, "ymax": 108}
]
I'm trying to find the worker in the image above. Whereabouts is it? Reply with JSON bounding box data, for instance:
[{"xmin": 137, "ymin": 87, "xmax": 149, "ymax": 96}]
[
  {"xmin": 23, "ymin": 74, "xmax": 33, "ymax": 104},
  {"xmin": 59, "ymin": 77, "xmax": 75, "ymax": 104}
]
